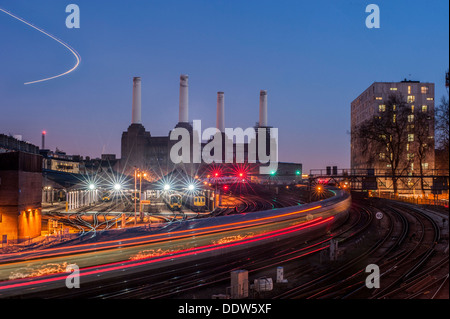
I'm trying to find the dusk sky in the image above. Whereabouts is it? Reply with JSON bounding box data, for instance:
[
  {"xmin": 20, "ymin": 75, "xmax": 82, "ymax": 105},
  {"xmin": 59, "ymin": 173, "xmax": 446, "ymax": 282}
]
[{"xmin": 0, "ymin": 0, "xmax": 448, "ymax": 173}]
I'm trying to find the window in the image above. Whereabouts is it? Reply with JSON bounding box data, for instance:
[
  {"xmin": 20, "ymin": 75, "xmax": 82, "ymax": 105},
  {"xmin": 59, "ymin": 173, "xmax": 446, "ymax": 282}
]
[
  {"xmin": 379, "ymin": 104, "xmax": 386, "ymax": 112},
  {"xmin": 408, "ymin": 114, "xmax": 414, "ymax": 123},
  {"xmin": 379, "ymin": 153, "xmax": 385, "ymax": 159},
  {"xmin": 407, "ymin": 153, "xmax": 414, "ymax": 160},
  {"xmin": 408, "ymin": 86, "xmax": 412, "ymax": 94},
  {"xmin": 427, "ymin": 97, "xmax": 434, "ymax": 101},
  {"xmin": 376, "ymin": 97, "xmax": 383, "ymax": 100},
  {"xmin": 421, "ymin": 86, "xmax": 428, "ymax": 94},
  {"xmin": 408, "ymin": 134, "xmax": 414, "ymax": 142},
  {"xmin": 422, "ymin": 163, "xmax": 429, "ymax": 169},
  {"xmin": 411, "ymin": 105, "xmax": 415, "ymax": 112},
  {"xmin": 422, "ymin": 105, "xmax": 428, "ymax": 112},
  {"xmin": 407, "ymin": 95, "xmax": 415, "ymax": 103},
  {"xmin": 390, "ymin": 87, "xmax": 398, "ymax": 91},
  {"xmin": 406, "ymin": 144, "xmax": 410, "ymax": 151}
]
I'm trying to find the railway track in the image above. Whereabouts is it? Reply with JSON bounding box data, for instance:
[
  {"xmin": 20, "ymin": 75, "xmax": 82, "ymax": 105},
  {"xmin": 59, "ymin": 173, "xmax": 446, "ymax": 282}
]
[{"xmin": 273, "ymin": 199, "xmax": 448, "ymax": 299}]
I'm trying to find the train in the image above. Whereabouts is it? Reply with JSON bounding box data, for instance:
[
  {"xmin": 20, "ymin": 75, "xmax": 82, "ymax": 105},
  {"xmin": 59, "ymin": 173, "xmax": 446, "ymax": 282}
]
[
  {"xmin": 185, "ymin": 194, "xmax": 207, "ymax": 212},
  {"xmin": 163, "ymin": 192, "xmax": 208, "ymax": 212},
  {"xmin": 167, "ymin": 193, "xmax": 182, "ymax": 211}
]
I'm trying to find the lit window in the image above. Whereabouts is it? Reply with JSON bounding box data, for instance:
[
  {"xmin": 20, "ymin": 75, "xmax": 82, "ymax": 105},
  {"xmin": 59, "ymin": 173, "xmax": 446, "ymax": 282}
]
[
  {"xmin": 421, "ymin": 86, "xmax": 428, "ymax": 94},
  {"xmin": 422, "ymin": 163, "xmax": 429, "ymax": 169},
  {"xmin": 379, "ymin": 153, "xmax": 385, "ymax": 159},
  {"xmin": 411, "ymin": 105, "xmax": 415, "ymax": 112},
  {"xmin": 375, "ymin": 97, "xmax": 383, "ymax": 100},
  {"xmin": 406, "ymin": 143, "xmax": 410, "ymax": 151},
  {"xmin": 408, "ymin": 114, "xmax": 414, "ymax": 122},
  {"xmin": 379, "ymin": 104, "xmax": 386, "ymax": 112},
  {"xmin": 422, "ymin": 105, "xmax": 428, "ymax": 112},
  {"xmin": 427, "ymin": 97, "xmax": 434, "ymax": 101},
  {"xmin": 408, "ymin": 86, "xmax": 412, "ymax": 94},
  {"xmin": 407, "ymin": 95, "xmax": 415, "ymax": 103},
  {"xmin": 408, "ymin": 134, "xmax": 414, "ymax": 142},
  {"xmin": 390, "ymin": 87, "xmax": 398, "ymax": 91}
]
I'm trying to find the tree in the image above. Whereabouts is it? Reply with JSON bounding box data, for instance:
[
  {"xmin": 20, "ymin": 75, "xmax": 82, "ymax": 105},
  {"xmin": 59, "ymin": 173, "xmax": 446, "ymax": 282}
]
[
  {"xmin": 436, "ymin": 96, "xmax": 449, "ymax": 150},
  {"xmin": 412, "ymin": 107, "xmax": 434, "ymax": 196},
  {"xmin": 435, "ymin": 70, "xmax": 449, "ymax": 171},
  {"xmin": 353, "ymin": 93, "xmax": 412, "ymax": 196}
]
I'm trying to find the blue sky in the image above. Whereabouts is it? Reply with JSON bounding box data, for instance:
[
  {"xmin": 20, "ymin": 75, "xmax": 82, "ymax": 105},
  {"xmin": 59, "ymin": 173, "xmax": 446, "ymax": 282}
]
[{"xmin": 0, "ymin": 0, "xmax": 448, "ymax": 172}]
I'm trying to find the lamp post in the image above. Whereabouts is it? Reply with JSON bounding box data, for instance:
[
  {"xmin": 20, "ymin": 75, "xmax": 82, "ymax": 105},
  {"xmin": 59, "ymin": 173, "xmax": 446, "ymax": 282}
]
[
  {"xmin": 139, "ymin": 172, "xmax": 147, "ymax": 221},
  {"xmin": 134, "ymin": 169, "xmax": 137, "ymax": 226},
  {"xmin": 134, "ymin": 168, "xmax": 147, "ymax": 225}
]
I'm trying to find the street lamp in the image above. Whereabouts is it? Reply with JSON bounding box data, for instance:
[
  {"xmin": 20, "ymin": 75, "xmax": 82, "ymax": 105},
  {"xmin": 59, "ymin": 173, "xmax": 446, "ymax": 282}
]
[{"xmin": 134, "ymin": 169, "xmax": 147, "ymax": 226}]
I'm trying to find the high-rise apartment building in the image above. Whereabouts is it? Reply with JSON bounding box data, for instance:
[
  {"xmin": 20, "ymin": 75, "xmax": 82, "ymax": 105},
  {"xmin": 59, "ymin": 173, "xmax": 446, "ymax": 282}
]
[{"xmin": 351, "ymin": 80, "xmax": 435, "ymax": 194}]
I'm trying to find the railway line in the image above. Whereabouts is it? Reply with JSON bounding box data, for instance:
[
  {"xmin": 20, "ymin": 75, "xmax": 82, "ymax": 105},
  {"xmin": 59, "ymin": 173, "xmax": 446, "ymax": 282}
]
[
  {"xmin": 273, "ymin": 199, "xmax": 448, "ymax": 299},
  {"xmin": 1, "ymin": 188, "xmax": 446, "ymax": 299}
]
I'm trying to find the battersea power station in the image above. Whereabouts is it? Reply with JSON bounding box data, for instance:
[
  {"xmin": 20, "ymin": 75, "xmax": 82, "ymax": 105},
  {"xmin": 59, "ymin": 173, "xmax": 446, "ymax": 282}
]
[{"xmin": 118, "ymin": 75, "xmax": 301, "ymax": 181}]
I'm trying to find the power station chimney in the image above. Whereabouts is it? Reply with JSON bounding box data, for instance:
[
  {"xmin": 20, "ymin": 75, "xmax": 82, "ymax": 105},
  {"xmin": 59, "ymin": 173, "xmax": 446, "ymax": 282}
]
[
  {"xmin": 259, "ymin": 90, "xmax": 268, "ymax": 127},
  {"xmin": 216, "ymin": 92, "xmax": 225, "ymax": 132},
  {"xmin": 179, "ymin": 74, "xmax": 189, "ymax": 123},
  {"xmin": 131, "ymin": 77, "xmax": 142, "ymax": 124},
  {"xmin": 41, "ymin": 130, "xmax": 46, "ymax": 149}
]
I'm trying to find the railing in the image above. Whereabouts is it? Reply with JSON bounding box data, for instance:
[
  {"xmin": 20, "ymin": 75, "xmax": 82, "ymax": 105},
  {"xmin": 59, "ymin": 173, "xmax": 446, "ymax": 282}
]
[{"xmin": 374, "ymin": 193, "xmax": 449, "ymax": 207}]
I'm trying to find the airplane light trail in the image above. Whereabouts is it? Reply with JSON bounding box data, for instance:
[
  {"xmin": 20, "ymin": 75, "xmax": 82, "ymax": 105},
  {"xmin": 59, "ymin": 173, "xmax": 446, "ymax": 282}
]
[{"xmin": 0, "ymin": 7, "xmax": 81, "ymax": 85}]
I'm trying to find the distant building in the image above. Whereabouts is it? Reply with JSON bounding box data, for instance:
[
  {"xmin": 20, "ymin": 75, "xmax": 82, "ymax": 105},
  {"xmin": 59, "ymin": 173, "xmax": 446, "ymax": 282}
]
[
  {"xmin": 0, "ymin": 134, "xmax": 39, "ymax": 154},
  {"xmin": 351, "ymin": 80, "xmax": 435, "ymax": 194},
  {"xmin": 40, "ymin": 149, "xmax": 81, "ymax": 174}
]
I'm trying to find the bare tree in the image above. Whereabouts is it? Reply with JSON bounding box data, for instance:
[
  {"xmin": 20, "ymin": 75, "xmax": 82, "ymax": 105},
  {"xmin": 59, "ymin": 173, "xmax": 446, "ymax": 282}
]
[
  {"xmin": 436, "ymin": 95, "xmax": 449, "ymax": 150},
  {"xmin": 353, "ymin": 93, "xmax": 412, "ymax": 196},
  {"xmin": 412, "ymin": 107, "xmax": 434, "ymax": 196},
  {"xmin": 434, "ymin": 70, "xmax": 449, "ymax": 172}
]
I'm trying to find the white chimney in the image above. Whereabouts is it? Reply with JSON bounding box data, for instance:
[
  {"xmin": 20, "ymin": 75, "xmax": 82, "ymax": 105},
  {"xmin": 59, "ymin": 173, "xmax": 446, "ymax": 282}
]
[
  {"xmin": 131, "ymin": 77, "xmax": 142, "ymax": 124},
  {"xmin": 259, "ymin": 90, "xmax": 268, "ymax": 127},
  {"xmin": 179, "ymin": 74, "xmax": 189, "ymax": 123},
  {"xmin": 216, "ymin": 91, "xmax": 225, "ymax": 132}
]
